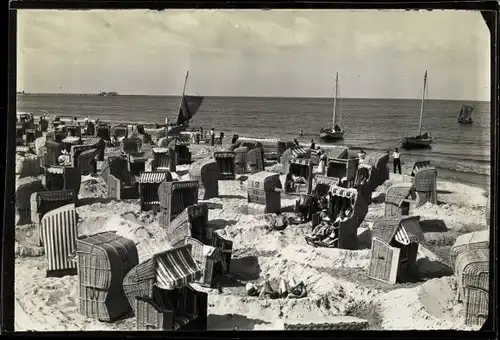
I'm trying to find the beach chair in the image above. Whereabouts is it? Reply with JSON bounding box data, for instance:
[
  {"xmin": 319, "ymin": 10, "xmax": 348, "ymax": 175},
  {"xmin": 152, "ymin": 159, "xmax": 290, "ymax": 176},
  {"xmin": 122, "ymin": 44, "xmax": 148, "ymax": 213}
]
[
  {"xmin": 453, "ymin": 248, "xmax": 489, "ymax": 326},
  {"xmin": 234, "ymin": 147, "xmax": 248, "ymax": 174},
  {"xmin": 39, "ymin": 118, "xmax": 49, "ymax": 132},
  {"xmin": 412, "ymin": 166, "xmax": 438, "ymax": 205},
  {"xmin": 97, "ymin": 124, "xmax": 111, "ymax": 141},
  {"xmin": 152, "ymin": 147, "xmax": 177, "ymax": 173},
  {"xmin": 31, "ymin": 190, "xmax": 77, "ymax": 245},
  {"xmin": 67, "ymin": 125, "xmax": 82, "ymax": 137},
  {"xmin": 363, "ymin": 152, "xmax": 390, "ymax": 191},
  {"xmin": 70, "ymin": 144, "xmax": 96, "ymax": 169},
  {"xmin": 40, "ymin": 204, "xmax": 78, "ymax": 277},
  {"xmin": 107, "ymin": 156, "xmax": 139, "ymax": 200},
  {"xmin": 280, "ymin": 147, "xmax": 307, "ymax": 169},
  {"xmin": 285, "ymin": 158, "xmax": 314, "ymax": 195},
  {"xmin": 45, "ymin": 165, "xmax": 82, "ymax": 195},
  {"xmin": 315, "ymin": 185, "xmax": 369, "ymax": 250},
  {"xmin": 410, "ymin": 161, "xmax": 432, "ymax": 177},
  {"xmin": 83, "ymin": 137, "xmax": 106, "ymax": 161},
  {"xmin": 25, "ymin": 128, "xmax": 42, "ymax": 144},
  {"xmin": 15, "ymin": 177, "xmax": 46, "ymax": 225},
  {"xmin": 247, "ymin": 148, "xmax": 265, "ymax": 174},
  {"xmin": 326, "ymin": 157, "xmax": 359, "ymax": 189},
  {"xmin": 158, "ymin": 180, "xmax": 199, "ymax": 226},
  {"xmin": 16, "ymin": 154, "xmax": 41, "ymax": 178},
  {"xmin": 123, "ymin": 244, "xmax": 208, "ymax": 330},
  {"xmin": 168, "ymin": 138, "xmax": 192, "ymax": 165},
  {"xmin": 247, "ymin": 171, "xmax": 282, "ymax": 214},
  {"xmin": 367, "ymin": 216, "xmax": 423, "ymax": 284},
  {"xmin": 213, "ymin": 151, "xmax": 236, "ymax": 180},
  {"xmin": 139, "ymin": 171, "xmax": 173, "ymax": 212},
  {"xmin": 77, "ymin": 148, "xmax": 98, "ymax": 175},
  {"xmin": 113, "ymin": 125, "xmax": 129, "ymax": 143},
  {"xmin": 45, "ymin": 141, "xmax": 63, "ymax": 167},
  {"xmin": 384, "ymin": 183, "xmax": 420, "ymax": 218},
  {"xmin": 449, "ymin": 230, "xmax": 490, "ymax": 271},
  {"xmin": 120, "ymin": 137, "xmax": 143, "ymax": 155},
  {"xmin": 76, "ymin": 231, "xmax": 139, "ymax": 322},
  {"xmin": 62, "ymin": 136, "xmax": 82, "ymax": 153},
  {"xmin": 188, "ymin": 159, "xmax": 219, "ymax": 200},
  {"xmin": 54, "ymin": 128, "xmax": 68, "ymax": 143},
  {"xmin": 277, "ymin": 141, "xmax": 296, "ymax": 162}
]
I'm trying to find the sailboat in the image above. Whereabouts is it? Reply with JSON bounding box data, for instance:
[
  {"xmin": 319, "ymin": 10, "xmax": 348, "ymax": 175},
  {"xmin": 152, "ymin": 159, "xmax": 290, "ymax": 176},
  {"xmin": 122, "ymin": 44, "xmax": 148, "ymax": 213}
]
[
  {"xmin": 320, "ymin": 72, "xmax": 344, "ymax": 141},
  {"xmin": 165, "ymin": 71, "xmax": 205, "ymax": 136},
  {"xmin": 458, "ymin": 104, "xmax": 475, "ymax": 124},
  {"xmin": 403, "ymin": 70, "xmax": 433, "ymax": 149}
]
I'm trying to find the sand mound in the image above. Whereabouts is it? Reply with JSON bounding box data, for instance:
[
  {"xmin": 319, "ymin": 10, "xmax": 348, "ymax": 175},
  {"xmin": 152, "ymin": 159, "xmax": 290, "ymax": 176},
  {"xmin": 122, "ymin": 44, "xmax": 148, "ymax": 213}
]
[{"xmin": 79, "ymin": 176, "xmax": 108, "ymax": 199}]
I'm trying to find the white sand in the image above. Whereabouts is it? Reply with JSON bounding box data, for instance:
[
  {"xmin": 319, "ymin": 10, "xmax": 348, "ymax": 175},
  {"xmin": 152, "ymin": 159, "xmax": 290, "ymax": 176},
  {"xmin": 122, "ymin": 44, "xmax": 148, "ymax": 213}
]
[{"xmin": 14, "ymin": 144, "xmax": 488, "ymax": 331}]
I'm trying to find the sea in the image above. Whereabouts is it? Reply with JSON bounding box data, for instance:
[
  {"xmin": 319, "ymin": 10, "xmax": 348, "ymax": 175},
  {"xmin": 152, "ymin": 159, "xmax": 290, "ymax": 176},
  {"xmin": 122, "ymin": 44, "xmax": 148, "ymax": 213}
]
[{"xmin": 17, "ymin": 95, "xmax": 491, "ymax": 189}]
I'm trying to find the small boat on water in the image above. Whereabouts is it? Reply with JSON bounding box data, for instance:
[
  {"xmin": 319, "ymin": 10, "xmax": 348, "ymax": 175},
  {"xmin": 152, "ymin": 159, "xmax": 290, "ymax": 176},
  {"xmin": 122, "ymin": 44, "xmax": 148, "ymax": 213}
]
[
  {"xmin": 458, "ymin": 104, "xmax": 475, "ymax": 124},
  {"xmin": 320, "ymin": 72, "xmax": 345, "ymax": 141},
  {"xmin": 403, "ymin": 70, "xmax": 433, "ymax": 149}
]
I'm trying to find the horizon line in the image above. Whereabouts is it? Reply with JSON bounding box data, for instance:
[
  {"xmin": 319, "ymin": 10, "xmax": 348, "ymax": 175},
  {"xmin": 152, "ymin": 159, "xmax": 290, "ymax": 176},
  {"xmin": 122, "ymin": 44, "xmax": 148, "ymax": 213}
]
[{"xmin": 15, "ymin": 92, "xmax": 490, "ymax": 102}]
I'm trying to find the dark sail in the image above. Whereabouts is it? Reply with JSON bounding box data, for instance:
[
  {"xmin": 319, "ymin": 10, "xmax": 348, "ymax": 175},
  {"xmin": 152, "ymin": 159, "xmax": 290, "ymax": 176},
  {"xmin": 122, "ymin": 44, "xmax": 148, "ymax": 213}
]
[
  {"xmin": 176, "ymin": 95, "xmax": 204, "ymax": 126},
  {"xmin": 458, "ymin": 104, "xmax": 475, "ymax": 121}
]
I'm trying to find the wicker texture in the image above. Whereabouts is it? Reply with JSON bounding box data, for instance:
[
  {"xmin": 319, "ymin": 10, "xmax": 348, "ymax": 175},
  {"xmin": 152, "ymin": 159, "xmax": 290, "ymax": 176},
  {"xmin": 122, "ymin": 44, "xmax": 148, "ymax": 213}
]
[
  {"xmin": 464, "ymin": 286, "xmax": 489, "ymax": 327},
  {"xmin": 158, "ymin": 180, "xmax": 200, "ymax": 226},
  {"xmin": 410, "ymin": 161, "xmax": 431, "ymax": 176},
  {"xmin": 450, "ymin": 230, "xmax": 489, "ymax": 269},
  {"xmin": 152, "ymin": 147, "xmax": 177, "ymax": 173},
  {"xmin": 139, "ymin": 171, "xmax": 173, "ymax": 212},
  {"xmin": 247, "ymin": 171, "xmax": 282, "ymax": 214},
  {"xmin": 312, "ymin": 175, "xmax": 340, "ymax": 198},
  {"xmin": 16, "ymin": 177, "xmax": 46, "ymax": 224},
  {"xmin": 384, "ymin": 183, "xmax": 420, "ymax": 218},
  {"xmin": 70, "ymin": 144, "xmax": 94, "ymax": 168},
  {"xmin": 106, "ymin": 156, "xmax": 139, "ymax": 200},
  {"xmin": 120, "ymin": 137, "xmax": 142, "ymax": 155},
  {"xmin": 247, "ymin": 148, "xmax": 265, "ymax": 174},
  {"xmin": 454, "ymin": 248, "xmax": 489, "ymax": 299},
  {"xmin": 285, "ymin": 159, "xmax": 314, "ymax": 195},
  {"xmin": 45, "ymin": 165, "xmax": 81, "ymax": 195},
  {"xmin": 284, "ymin": 316, "xmax": 369, "ymax": 330},
  {"xmin": 76, "ymin": 231, "xmax": 139, "ymax": 322},
  {"xmin": 83, "ymin": 137, "xmax": 105, "ymax": 161},
  {"xmin": 214, "ymin": 151, "xmax": 236, "ymax": 180},
  {"xmin": 40, "ymin": 204, "xmax": 78, "ymax": 277},
  {"xmin": 77, "ymin": 148, "xmax": 97, "ymax": 175},
  {"xmin": 234, "ymin": 147, "xmax": 248, "ymax": 174},
  {"xmin": 16, "ymin": 155, "xmax": 41, "ymax": 178},
  {"xmin": 188, "ymin": 159, "xmax": 219, "ymax": 200},
  {"xmin": 45, "ymin": 141, "xmax": 63, "ymax": 167},
  {"xmin": 165, "ymin": 204, "xmax": 209, "ymax": 246},
  {"xmin": 412, "ymin": 167, "xmax": 438, "ymax": 205}
]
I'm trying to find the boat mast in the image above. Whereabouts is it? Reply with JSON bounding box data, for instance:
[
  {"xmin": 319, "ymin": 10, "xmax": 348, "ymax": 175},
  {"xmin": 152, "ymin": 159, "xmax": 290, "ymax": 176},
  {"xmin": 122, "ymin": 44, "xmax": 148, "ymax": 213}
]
[
  {"xmin": 332, "ymin": 72, "xmax": 338, "ymax": 128},
  {"xmin": 418, "ymin": 70, "xmax": 427, "ymax": 136}
]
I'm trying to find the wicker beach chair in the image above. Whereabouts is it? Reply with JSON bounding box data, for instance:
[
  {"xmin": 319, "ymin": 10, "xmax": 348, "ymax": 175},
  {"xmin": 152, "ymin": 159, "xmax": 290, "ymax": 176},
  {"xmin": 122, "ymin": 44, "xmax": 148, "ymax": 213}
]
[
  {"xmin": 213, "ymin": 151, "xmax": 236, "ymax": 180},
  {"xmin": 83, "ymin": 137, "xmax": 106, "ymax": 161},
  {"xmin": 15, "ymin": 177, "xmax": 46, "ymax": 225},
  {"xmin": 70, "ymin": 144, "xmax": 96, "ymax": 168},
  {"xmin": 113, "ymin": 125, "xmax": 129, "ymax": 142},
  {"xmin": 363, "ymin": 152, "xmax": 390, "ymax": 191},
  {"xmin": 234, "ymin": 147, "xmax": 248, "ymax": 175},
  {"xmin": 107, "ymin": 156, "xmax": 139, "ymax": 200},
  {"xmin": 247, "ymin": 148, "xmax": 265, "ymax": 174},
  {"xmin": 280, "ymin": 147, "xmax": 309, "ymax": 170},
  {"xmin": 16, "ymin": 154, "xmax": 41, "ymax": 178},
  {"xmin": 367, "ymin": 216, "xmax": 423, "ymax": 284},
  {"xmin": 67, "ymin": 125, "xmax": 82, "ymax": 137},
  {"xmin": 121, "ymin": 137, "xmax": 143, "ymax": 155},
  {"xmin": 285, "ymin": 158, "xmax": 314, "ymax": 195},
  {"xmin": 84, "ymin": 121, "xmax": 95, "ymax": 136},
  {"xmin": 152, "ymin": 147, "xmax": 177, "ymax": 173},
  {"xmin": 384, "ymin": 183, "xmax": 420, "ymax": 218},
  {"xmin": 168, "ymin": 138, "xmax": 192, "ymax": 165},
  {"xmin": 26, "ymin": 128, "xmax": 42, "ymax": 144},
  {"xmin": 45, "ymin": 140, "xmax": 63, "ymax": 167},
  {"xmin": 316, "ymin": 185, "xmax": 369, "ymax": 250},
  {"xmin": 188, "ymin": 159, "xmax": 219, "ymax": 200},
  {"xmin": 277, "ymin": 141, "xmax": 296, "ymax": 162},
  {"xmin": 410, "ymin": 161, "xmax": 432, "ymax": 177},
  {"xmin": 454, "ymin": 248, "xmax": 489, "ymax": 326},
  {"xmin": 121, "ymin": 138, "xmax": 147, "ymax": 176},
  {"xmin": 326, "ymin": 157, "xmax": 359, "ymax": 189},
  {"xmin": 97, "ymin": 124, "xmax": 111, "ymax": 141},
  {"xmin": 239, "ymin": 141, "xmax": 264, "ymax": 152},
  {"xmin": 45, "ymin": 165, "xmax": 82, "ymax": 195},
  {"xmin": 39, "ymin": 118, "xmax": 49, "ymax": 132},
  {"xmin": 158, "ymin": 180, "xmax": 199, "ymax": 226},
  {"xmin": 139, "ymin": 171, "xmax": 173, "ymax": 212},
  {"xmin": 122, "ymin": 244, "xmax": 208, "ymax": 331},
  {"xmin": 76, "ymin": 231, "xmax": 139, "ymax": 322},
  {"xmin": 40, "ymin": 204, "xmax": 78, "ymax": 277},
  {"xmin": 31, "ymin": 190, "xmax": 77, "ymax": 245},
  {"xmin": 77, "ymin": 148, "xmax": 98, "ymax": 175},
  {"xmin": 450, "ymin": 230, "xmax": 490, "ymax": 270},
  {"xmin": 128, "ymin": 153, "xmax": 147, "ymax": 177},
  {"xmin": 247, "ymin": 171, "xmax": 282, "ymax": 214},
  {"xmin": 62, "ymin": 136, "xmax": 82, "ymax": 153},
  {"xmin": 412, "ymin": 166, "xmax": 438, "ymax": 205}
]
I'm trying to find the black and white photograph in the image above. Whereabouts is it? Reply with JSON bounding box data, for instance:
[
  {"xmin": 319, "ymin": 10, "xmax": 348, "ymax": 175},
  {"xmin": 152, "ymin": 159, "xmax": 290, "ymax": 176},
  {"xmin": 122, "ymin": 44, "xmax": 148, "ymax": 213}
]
[{"xmin": 13, "ymin": 9, "xmax": 492, "ymax": 331}]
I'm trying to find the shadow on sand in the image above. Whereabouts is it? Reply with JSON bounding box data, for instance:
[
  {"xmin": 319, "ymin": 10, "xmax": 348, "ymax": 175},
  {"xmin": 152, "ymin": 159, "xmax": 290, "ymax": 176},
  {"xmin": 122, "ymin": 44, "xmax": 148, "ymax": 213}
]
[
  {"xmin": 208, "ymin": 314, "xmax": 271, "ymax": 330},
  {"xmin": 416, "ymin": 257, "xmax": 454, "ymax": 279},
  {"xmin": 77, "ymin": 197, "xmax": 115, "ymax": 207},
  {"xmin": 419, "ymin": 219, "xmax": 448, "ymax": 233},
  {"xmin": 219, "ymin": 194, "xmax": 247, "ymax": 200},
  {"xmin": 371, "ymin": 192, "xmax": 386, "ymax": 204},
  {"xmin": 208, "ymin": 219, "xmax": 238, "ymax": 231}
]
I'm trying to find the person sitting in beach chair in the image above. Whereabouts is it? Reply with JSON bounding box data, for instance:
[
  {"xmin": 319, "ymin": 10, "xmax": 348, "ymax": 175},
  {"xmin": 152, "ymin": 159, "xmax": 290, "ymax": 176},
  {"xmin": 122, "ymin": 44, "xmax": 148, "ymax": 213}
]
[{"xmin": 285, "ymin": 173, "xmax": 307, "ymax": 192}]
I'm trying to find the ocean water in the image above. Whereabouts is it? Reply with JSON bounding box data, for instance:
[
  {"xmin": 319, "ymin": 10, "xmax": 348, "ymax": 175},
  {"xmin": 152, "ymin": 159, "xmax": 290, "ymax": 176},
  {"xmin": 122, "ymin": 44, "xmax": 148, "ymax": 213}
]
[{"xmin": 17, "ymin": 95, "xmax": 491, "ymax": 189}]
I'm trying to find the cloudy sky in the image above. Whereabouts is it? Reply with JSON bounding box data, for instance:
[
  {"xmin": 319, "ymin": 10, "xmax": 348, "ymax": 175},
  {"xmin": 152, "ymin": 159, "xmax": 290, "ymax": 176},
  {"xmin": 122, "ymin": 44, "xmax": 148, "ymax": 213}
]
[{"xmin": 17, "ymin": 10, "xmax": 490, "ymax": 100}]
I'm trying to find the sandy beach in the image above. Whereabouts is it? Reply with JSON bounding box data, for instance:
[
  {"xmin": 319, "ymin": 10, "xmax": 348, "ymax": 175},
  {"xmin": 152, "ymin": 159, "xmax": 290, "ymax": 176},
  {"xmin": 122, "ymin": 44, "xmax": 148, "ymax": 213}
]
[{"xmin": 13, "ymin": 139, "xmax": 489, "ymax": 332}]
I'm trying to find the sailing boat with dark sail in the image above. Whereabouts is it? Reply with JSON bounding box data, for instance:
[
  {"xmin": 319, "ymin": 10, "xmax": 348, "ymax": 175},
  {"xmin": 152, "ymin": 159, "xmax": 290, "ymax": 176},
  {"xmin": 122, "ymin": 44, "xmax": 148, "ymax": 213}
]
[
  {"xmin": 458, "ymin": 104, "xmax": 475, "ymax": 124},
  {"xmin": 403, "ymin": 70, "xmax": 433, "ymax": 149},
  {"xmin": 320, "ymin": 72, "xmax": 344, "ymax": 141},
  {"xmin": 165, "ymin": 71, "xmax": 204, "ymax": 136}
]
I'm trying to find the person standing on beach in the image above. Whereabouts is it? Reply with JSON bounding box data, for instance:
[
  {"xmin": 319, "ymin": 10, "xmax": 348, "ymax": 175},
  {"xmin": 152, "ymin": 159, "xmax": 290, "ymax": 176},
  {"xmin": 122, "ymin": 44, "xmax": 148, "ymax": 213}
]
[
  {"xmin": 310, "ymin": 139, "xmax": 316, "ymax": 150},
  {"xmin": 358, "ymin": 149, "xmax": 366, "ymax": 163},
  {"xmin": 317, "ymin": 150, "xmax": 327, "ymax": 175},
  {"xmin": 393, "ymin": 148, "xmax": 402, "ymax": 174},
  {"xmin": 210, "ymin": 128, "xmax": 215, "ymax": 146},
  {"xmin": 218, "ymin": 131, "xmax": 224, "ymax": 146}
]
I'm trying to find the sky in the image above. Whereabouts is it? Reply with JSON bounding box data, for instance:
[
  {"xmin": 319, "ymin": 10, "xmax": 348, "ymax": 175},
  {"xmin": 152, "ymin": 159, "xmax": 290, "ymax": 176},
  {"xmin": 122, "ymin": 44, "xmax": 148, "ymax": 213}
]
[{"xmin": 17, "ymin": 10, "xmax": 491, "ymax": 101}]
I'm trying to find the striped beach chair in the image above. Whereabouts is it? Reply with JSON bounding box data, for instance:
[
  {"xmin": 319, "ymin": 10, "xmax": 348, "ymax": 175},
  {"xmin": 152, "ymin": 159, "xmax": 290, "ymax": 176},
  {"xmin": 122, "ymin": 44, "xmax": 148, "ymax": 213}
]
[
  {"xmin": 40, "ymin": 204, "xmax": 78, "ymax": 277},
  {"xmin": 158, "ymin": 180, "xmax": 200, "ymax": 226},
  {"xmin": 213, "ymin": 151, "xmax": 236, "ymax": 180},
  {"xmin": 139, "ymin": 171, "xmax": 173, "ymax": 212},
  {"xmin": 152, "ymin": 147, "xmax": 177, "ymax": 173},
  {"xmin": 234, "ymin": 147, "xmax": 248, "ymax": 174}
]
